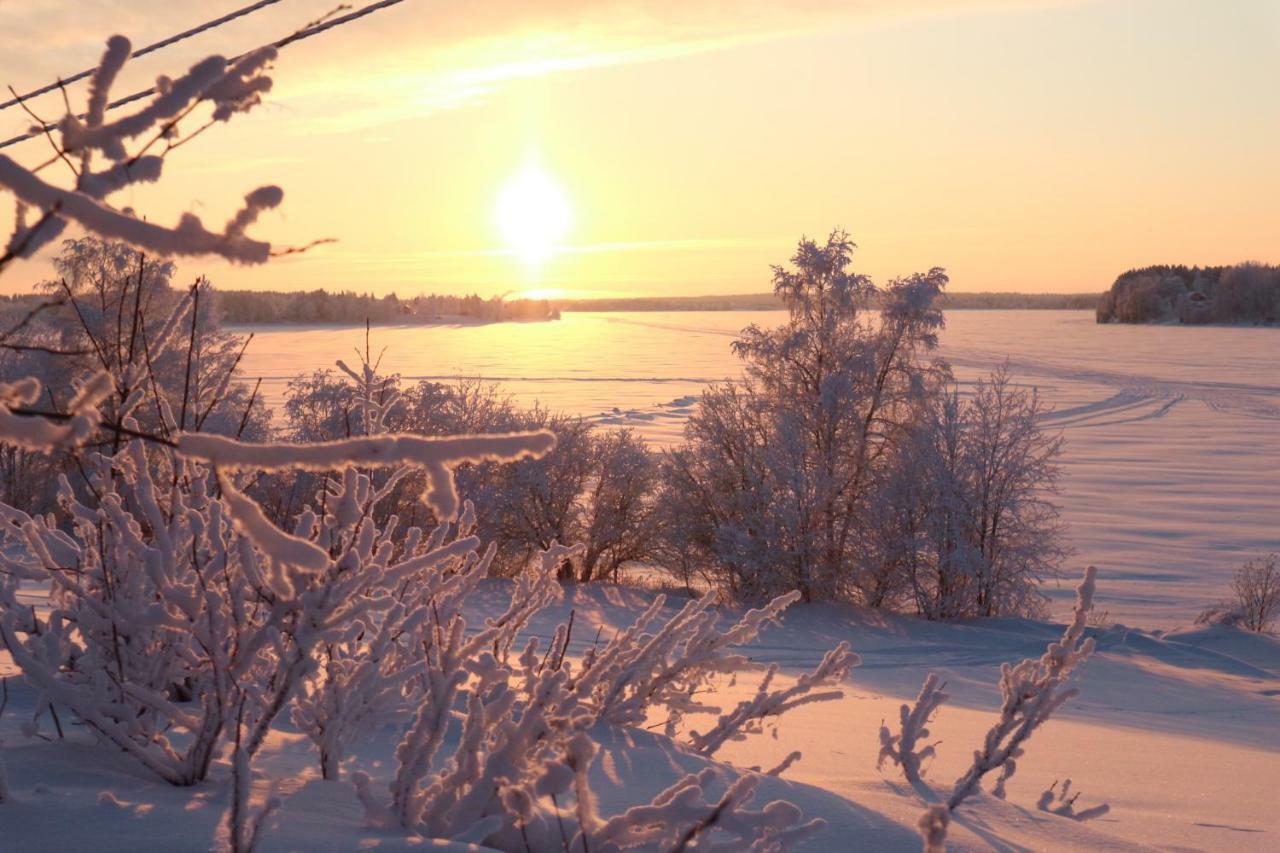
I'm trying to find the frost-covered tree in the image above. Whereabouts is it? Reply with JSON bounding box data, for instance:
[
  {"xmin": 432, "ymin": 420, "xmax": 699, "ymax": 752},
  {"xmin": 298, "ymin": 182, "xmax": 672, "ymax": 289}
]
[{"xmin": 665, "ymin": 230, "xmax": 948, "ymax": 601}]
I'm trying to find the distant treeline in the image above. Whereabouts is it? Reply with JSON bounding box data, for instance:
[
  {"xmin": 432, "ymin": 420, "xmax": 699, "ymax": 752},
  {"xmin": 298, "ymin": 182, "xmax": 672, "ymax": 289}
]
[
  {"xmin": 0, "ymin": 287, "xmax": 1099, "ymax": 328},
  {"xmin": 555, "ymin": 291, "xmax": 1099, "ymax": 312},
  {"xmin": 215, "ymin": 289, "xmax": 559, "ymax": 325},
  {"xmin": 1096, "ymin": 263, "xmax": 1280, "ymax": 325}
]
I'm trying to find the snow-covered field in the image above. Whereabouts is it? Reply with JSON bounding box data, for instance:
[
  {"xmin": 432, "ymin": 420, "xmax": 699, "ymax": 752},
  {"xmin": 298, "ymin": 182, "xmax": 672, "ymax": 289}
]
[
  {"xmin": 235, "ymin": 310, "xmax": 1280, "ymax": 629},
  {"xmin": 3, "ymin": 580, "xmax": 1277, "ymax": 851}
]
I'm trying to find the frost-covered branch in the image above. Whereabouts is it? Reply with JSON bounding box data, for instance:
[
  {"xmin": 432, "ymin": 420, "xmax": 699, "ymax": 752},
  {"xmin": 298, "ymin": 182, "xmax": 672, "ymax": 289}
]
[
  {"xmin": 946, "ymin": 566, "xmax": 1098, "ymax": 810},
  {"xmin": 177, "ymin": 430, "xmax": 556, "ymax": 519},
  {"xmin": 574, "ymin": 590, "xmax": 803, "ymax": 734},
  {"xmin": 689, "ymin": 642, "xmax": 858, "ymax": 758},
  {"xmin": 895, "ymin": 568, "xmax": 1102, "ymax": 851},
  {"xmin": 877, "ymin": 673, "xmax": 949, "ymax": 786},
  {"xmin": 0, "ymin": 158, "xmax": 280, "ymax": 264},
  {"xmin": 0, "ymin": 370, "xmax": 111, "ymax": 450},
  {"xmin": 591, "ymin": 768, "xmax": 826, "ymax": 852}
]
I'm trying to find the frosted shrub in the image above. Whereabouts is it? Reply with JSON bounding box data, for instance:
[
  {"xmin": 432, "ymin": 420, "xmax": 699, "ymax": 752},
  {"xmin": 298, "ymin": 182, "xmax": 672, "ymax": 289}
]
[
  {"xmin": 1230, "ymin": 554, "xmax": 1279, "ymax": 633},
  {"xmin": 279, "ymin": 365, "xmax": 662, "ymax": 579},
  {"xmin": 0, "ymin": 332, "xmax": 846, "ymax": 850},
  {"xmin": 0, "ymin": 237, "xmax": 267, "ymax": 516},
  {"xmin": 661, "ymin": 234, "xmax": 1069, "ymax": 619},
  {"xmin": 1196, "ymin": 555, "xmax": 1280, "ymax": 632},
  {"xmin": 355, "ymin": 568, "xmax": 855, "ymax": 848},
  {"xmin": 884, "ymin": 367, "xmax": 1068, "ymax": 620}
]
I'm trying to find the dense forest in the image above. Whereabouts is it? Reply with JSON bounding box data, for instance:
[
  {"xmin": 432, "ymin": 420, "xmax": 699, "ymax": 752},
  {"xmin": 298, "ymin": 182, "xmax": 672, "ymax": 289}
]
[{"xmin": 1096, "ymin": 263, "xmax": 1280, "ymax": 325}]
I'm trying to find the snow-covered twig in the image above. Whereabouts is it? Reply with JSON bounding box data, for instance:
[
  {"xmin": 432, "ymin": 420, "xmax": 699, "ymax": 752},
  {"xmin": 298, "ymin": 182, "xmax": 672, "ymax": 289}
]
[
  {"xmin": 946, "ymin": 566, "xmax": 1098, "ymax": 810},
  {"xmin": 0, "ymin": 158, "xmax": 280, "ymax": 264},
  {"xmin": 592, "ymin": 768, "xmax": 826, "ymax": 852},
  {"xmin": 1036, "ymin": 779, "xmax": 1109, "ymax": 822},
  {"xmin": 0, "ymin": 35, "xmax": 285, "ymax": 271},
  {"xmin": 689, "ymin": 642, "xmax": 858, "ymax": 758},
  {"xmin": 899, "ymin": 568, "xmax": 1102, "ymax": 851},
  {"xmin": 878, "ymin": 673, "xmax": 949, "ymax": 786}
]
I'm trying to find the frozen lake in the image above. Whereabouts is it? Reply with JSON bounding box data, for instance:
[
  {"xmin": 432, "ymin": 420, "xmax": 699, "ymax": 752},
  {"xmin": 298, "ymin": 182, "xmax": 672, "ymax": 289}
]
[{"xmin": 233, "ymin": 310, "xmax": 1280, "ymax": 628}]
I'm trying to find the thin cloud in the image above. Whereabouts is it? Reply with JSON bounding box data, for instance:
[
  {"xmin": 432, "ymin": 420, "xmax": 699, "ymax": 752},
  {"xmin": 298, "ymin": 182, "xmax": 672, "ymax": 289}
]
[{"xmin": 0, "ymin": 0, "xmax": 1086, "ymax": 138}]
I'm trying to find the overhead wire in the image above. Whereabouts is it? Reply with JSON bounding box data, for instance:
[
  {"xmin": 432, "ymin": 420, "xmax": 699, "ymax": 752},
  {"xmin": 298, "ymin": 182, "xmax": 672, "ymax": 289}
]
[
  {"xmin": 0, "ymin": 0, "xmax": 287, "ymax": 113},
  {"xmin": 0, "ymin": 0, "xmax": 407, "ymax": 151}
]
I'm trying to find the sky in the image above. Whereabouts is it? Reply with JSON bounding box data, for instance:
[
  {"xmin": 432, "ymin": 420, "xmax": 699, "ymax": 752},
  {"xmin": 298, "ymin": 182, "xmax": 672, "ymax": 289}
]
[{"xmin": 0, "ymin": 0, "xmax": 1276, "ymax": 298}]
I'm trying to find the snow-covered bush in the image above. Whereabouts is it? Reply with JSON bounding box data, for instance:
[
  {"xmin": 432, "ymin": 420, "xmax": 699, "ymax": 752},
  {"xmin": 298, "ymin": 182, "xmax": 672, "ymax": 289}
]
[
  {"xmin": 1230, "ymin": 554, "xmax": 1279, "ymax": 633},
  {"xmin": 354, "ymin": 558, "xmax": 852, "ymax": 849},
  {"xmin": 0, "ymin": 327, "xmax": 844, "ymax": 852},
  {"xmin": 877, "ymin": 568, "xmax": 1106, "ymax": 850},
  {"xmin": 878, "ymin": 367, "xmax": 1068, "ymax": 619},
  {"xmin": 277, "ymin": 365, "xmax": 662, "ymax": 579},
  {"xmin": 1198, "ymin": 555, "xmax": 1280, "ymax": 632},
  {"xmin": 665, "ymin": 230, "xmax": 948, "ymax": 603}
]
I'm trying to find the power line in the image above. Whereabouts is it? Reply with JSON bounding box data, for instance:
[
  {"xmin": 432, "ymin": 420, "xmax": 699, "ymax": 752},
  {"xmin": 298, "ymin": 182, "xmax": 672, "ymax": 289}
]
[
  {"xmin": 0, "ymin": 0, "xmax": 287, "ymax": 113},
  {"xmin": 0, "ymin": 0, "xmax": 407, "ymax": 152}
]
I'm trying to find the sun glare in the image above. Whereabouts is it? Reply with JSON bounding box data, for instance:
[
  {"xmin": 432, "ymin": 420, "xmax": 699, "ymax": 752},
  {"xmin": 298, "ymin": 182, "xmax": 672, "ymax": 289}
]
[{"xmin": 495, "ymin": 165, "xmax": 571, "ymax": 266}]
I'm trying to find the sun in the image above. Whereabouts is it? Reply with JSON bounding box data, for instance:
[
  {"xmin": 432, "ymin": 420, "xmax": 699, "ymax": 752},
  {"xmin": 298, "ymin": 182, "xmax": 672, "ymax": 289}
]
[{"xmin": 495, "ymin": 165, "xmax": 571, "ymax": 265}]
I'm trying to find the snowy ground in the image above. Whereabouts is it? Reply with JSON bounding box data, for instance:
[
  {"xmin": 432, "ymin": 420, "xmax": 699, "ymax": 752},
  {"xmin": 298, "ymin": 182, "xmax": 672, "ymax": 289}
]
[
  {"xmin": 2, "ymin": 581, "xmax": 1276, "ymax": 852},
  {"xmin": 235, "ymin": 310, "xmax": 1280, "ymax": 629}
]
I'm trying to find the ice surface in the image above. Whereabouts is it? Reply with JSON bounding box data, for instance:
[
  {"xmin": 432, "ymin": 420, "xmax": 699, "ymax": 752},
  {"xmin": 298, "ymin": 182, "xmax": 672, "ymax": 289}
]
[{"xmin": 235, "ymin": 310, "xmax": 1280, "ymax": 628}]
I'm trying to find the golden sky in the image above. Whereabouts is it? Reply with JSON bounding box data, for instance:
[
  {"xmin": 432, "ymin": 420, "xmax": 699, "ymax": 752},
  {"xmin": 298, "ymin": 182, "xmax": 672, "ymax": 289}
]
[{"xmin": 1, "ymin": 0, "xmax": 1277, "ymax": 297}]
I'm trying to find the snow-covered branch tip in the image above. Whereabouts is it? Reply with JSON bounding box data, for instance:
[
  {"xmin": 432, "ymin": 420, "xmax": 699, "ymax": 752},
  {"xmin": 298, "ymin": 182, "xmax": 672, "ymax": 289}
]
[
  {"xmin": 878, "ymin": 673, "xmax": 949, "ymax": 786},
  {"xmin": 1, "ymin": 34, "xmax": 285, "ymax": 267},
  {"xmin": 591, "ymin": 768, "xmax": 827, "ymax": 852},
  {"xmin": 218, "ymin": 471, "xmax": 331, "ymax": 576},
  {"xmin": 177, "ymin": 430, "xmax": 557, "ymax": 519},
  {"xmin": 1036, "ymin": 779, "xmax": 1110, "ymax": 822},
  {"xmin": 0, "ymin": 370, "xmax": 112, "ymax": 451}
]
